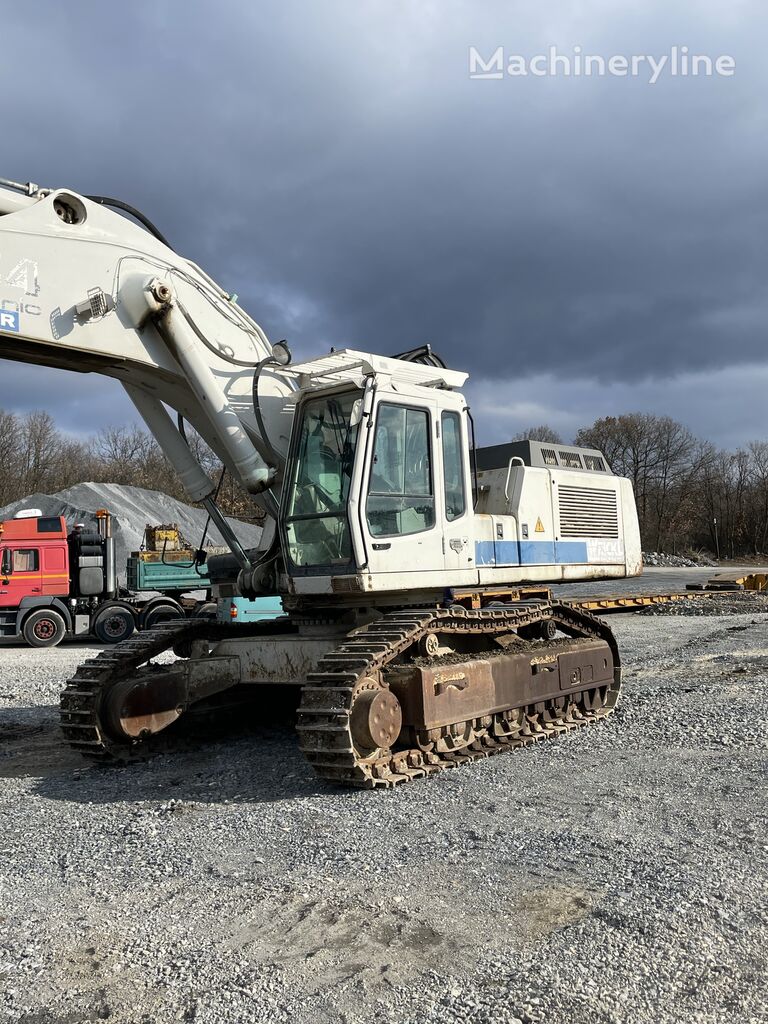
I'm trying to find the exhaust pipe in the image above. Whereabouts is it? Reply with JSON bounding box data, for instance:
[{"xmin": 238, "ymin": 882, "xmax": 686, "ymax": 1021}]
[{"xmin": 96, "ymin": 509, "xmax": 117, "ymax": 598}]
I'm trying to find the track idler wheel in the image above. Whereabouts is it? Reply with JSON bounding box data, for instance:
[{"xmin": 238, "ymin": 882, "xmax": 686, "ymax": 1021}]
[
  {"xmin": 102, "ymin": 674, "xmax": 185, "ymax": 741},
  {"xmin": 349, "ymin": 680, "xmax": 403, "ymax": 757}
]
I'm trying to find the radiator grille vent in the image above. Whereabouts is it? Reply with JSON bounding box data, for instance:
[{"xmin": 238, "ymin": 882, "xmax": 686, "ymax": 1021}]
[
  {"xmin": 541, "ymin": 447, "xmax": 558, "ymax": 466},
  {"xmin": 332, "ymin": 575, "xmax": 365, "ymax": 593},
  {"xmin": 558, "ymin": 485, "xmax": 619, "ymax": 538}
]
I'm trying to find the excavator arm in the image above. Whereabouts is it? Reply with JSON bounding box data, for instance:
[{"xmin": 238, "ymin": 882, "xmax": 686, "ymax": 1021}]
[{"xmin": 0, "ymin": 180, "xmax": 296, "ymax": 569}]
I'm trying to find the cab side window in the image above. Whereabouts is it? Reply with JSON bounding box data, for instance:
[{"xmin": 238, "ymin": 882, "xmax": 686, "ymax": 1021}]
[
  {"xmin": 12, "ymin": 549, "xmax": 39, "ymax": 572},
  {"xmin": 367, "ymin": 405, "xmax": 435, "ymax": 537},
  {"xmin": 441, "ymin": 411, "xmax": 466, "ymax": 521}
]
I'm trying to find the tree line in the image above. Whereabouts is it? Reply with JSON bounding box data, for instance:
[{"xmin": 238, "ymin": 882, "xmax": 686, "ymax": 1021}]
[
  {"xmin": 1, "ymin": 408, "xmax": 766, "ymax": 557},
  {"xmin": 0, "ymin": 408, "xmax": 262, "ymax": 522}
]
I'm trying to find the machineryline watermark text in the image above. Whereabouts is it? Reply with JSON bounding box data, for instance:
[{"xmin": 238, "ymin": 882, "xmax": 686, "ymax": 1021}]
[{"xmin": 469, "ymin": 45, "xmax": 735, "ymax": 85}]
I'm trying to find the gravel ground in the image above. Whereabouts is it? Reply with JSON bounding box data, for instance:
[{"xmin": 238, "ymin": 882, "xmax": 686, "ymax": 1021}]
[
  {"xmin": 1, "ymin": 606, "xmax": 767, "ymax": 1024},
  {"xmin": 639, "ymin": 593, "xmax": 768, "ymax": 616}
]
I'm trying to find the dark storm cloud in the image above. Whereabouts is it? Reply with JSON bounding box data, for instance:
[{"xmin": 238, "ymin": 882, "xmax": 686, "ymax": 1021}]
[
  {"xmin": 0, "ymin": 0, "xmax": 766, "ymax": 446},
  {"xmin": 1, "ymin": 364, "xmax": 136, "ymax": 437}
]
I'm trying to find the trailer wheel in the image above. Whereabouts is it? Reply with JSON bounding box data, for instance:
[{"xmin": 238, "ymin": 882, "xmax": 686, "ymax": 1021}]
[
  {"xmin": 142, "ymin": 602, "xmax": 184, "ymax": 631},
  {"xmin": 93, "ymin": 607, "xmax": 135, "ymax": 644},
  {"xmin": 23, "ymin": 609, "xmax": 67, "ymax": 648}
]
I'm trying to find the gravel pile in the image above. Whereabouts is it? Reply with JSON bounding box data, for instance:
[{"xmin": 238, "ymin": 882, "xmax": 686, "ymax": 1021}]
[
  {"xmin": 0, "ymin": 483, "xmax": 262, "ymax": 583},
  {"xmin": 1, "ymin": 612, "xmax": 767, "ymax": 1024},
  {"xmin": 642, "ymin": 551, "xmax": 717, "ymax": 568}
]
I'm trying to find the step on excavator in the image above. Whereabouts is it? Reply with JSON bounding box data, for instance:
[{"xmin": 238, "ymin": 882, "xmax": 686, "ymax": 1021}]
[{"xmin": 0, "ymin": 178, "xmax": 641, "ymax": 787}]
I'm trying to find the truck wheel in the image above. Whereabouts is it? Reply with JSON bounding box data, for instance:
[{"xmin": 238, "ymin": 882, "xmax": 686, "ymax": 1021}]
[
  {"xmin": 142, "ymin": 602, "xmax": 184, "ymax": 631},
  {"xmin": 93, "ymin": 607, "xmax": 135, "ymax": 644},
  {"xmin": 23, "ymin": 609, "xmax": 67, "ymax": 648}
]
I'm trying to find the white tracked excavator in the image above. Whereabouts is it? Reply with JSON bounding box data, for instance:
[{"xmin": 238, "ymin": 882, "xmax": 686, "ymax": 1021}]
[{"xmin": 0, "ymin": 179, "xmax": 641, "ymax": 787}]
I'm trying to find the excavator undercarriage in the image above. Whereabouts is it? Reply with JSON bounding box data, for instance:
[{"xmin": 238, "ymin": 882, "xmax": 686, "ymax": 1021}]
[{"xmin": 60, "ymin": 599, "xmax": 619, "ymax": 788}]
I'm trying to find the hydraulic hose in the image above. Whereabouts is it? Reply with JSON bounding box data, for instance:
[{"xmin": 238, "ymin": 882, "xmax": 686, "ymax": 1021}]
[
  {"xmin": 85, "ymin": 195, "xmax": 174, "ymax": 250},
  {"xmin": 252, "ymin": 356, "xmax": 281, "ymax": 466}
]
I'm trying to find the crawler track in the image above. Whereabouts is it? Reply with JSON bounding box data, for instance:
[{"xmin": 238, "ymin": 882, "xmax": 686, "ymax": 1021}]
[
  {"xmin": 59, "ymin": 618, "xmax": 280, "ymax": 761},
  {"xmin": 297, "ymin": 602, "xmax": 621, "ymax": 788},
  {"xmin": 60, "ymin": 603, "xmax": 620, "ymax": 787}
]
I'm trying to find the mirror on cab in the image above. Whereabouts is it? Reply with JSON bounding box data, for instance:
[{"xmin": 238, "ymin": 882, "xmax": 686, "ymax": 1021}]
[
  {"xmin": 0, "ymin": 548, "xmax": 12, "ymax": 577},
  {"xmin": 349, "ymin": 398, "xmax": 363, "ymax": 427}
]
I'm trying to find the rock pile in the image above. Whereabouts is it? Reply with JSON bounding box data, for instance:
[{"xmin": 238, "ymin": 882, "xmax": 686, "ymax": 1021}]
[
  {"xmin": 639, "ymin": 593, "xmax": 768, "ymax": 616},
  {"xmin": 642, "ymin": 550, "xmax": 717, "ymax": 568},
  {"xmin": 0, "ymin": 482, "xmax": 262, "ymax": 582}
]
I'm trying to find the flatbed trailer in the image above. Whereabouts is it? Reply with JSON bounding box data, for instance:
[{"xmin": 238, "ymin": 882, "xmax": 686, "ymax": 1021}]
[
  {"xmin": 567, "ymin": 572, "xmax": 768, "ymax": 614},
  {"xmin": 447, "ymin": 573, "xmax": 768, "ymax": 617}
]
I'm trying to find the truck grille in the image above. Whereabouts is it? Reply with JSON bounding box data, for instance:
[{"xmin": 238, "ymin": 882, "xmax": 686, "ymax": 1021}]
[{"xmin": 558, "ymin": 485, "xmax": 619, "ymax": 538}]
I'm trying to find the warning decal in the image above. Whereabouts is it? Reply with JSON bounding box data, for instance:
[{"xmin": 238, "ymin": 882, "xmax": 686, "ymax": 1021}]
[{"xmin": 535, "ymin": 517, "xmax": 545, "ymax": 533}]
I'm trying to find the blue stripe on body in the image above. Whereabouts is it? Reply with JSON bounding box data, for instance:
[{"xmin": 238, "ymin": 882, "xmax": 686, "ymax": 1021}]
[
  {"xmin": 474, "ymin": 539, "xmax": 589, "ymax": 567},
  {"xmin": 554, "ymin": 541, "xmax": 589, "ymax": 563},
  {"xmin": 475, "ymin": 540, "xmax": 503, "ymax": 566},
  {"xmin": 519, "ymin": 540, "xmax": 555, "ymax": 563},
  {"xmin": 475, "ymin": 539, "xmax": 519, "ymax": 565}
]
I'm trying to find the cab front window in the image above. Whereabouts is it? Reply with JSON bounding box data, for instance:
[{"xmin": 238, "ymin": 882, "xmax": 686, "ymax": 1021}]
[{"xmin": 284, "ymin": 391, "xmax": 360, "ymax": 571}]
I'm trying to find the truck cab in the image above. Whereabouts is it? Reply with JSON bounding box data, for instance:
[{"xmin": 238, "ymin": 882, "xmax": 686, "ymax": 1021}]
[
  {"xmin": 0, "ymin": 507, "xmax": 133, "ymax": 647},
  {"xmin": 0, "ymin": 511, "xmax": 72, "ymax": 645}
]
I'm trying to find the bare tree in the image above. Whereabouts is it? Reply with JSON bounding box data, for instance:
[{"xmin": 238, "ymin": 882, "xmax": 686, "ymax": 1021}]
[
  {"xmin": 0, "ymin": 409, "xmax": 21, "ymax": 496},
  {"xmin": 647, "ymin": 417, "xmax": 698, "ymax": 550},
  {"xmin": 511, "ymin": 424, "xmax": 563, "ymax": 444},
  {"xmin": 17, "ymin": 411, "xmax": 62, "ymax": 495}
]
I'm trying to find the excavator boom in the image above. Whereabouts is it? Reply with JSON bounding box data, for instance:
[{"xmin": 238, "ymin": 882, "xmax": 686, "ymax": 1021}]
[{"xmin": 0, "ymin": 182, "xmax": 294, "ymax": 542}]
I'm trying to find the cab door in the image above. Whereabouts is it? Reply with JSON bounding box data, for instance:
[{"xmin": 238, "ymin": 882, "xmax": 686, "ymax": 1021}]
[
  {"xmin": 439, "ymin": 409, "xmax": 474, "ymax": 571},
  {"xmin": 0, "ymin": 546, "xmax": 42, "ymax": 608},
  {"xmin": 362, "ymin": 398, "xmax": 445, "ymax": 582},
  {"xmin": 41, "ymin": 542, "xmax": 69, "ymax": 596},
  {"xmin": 0, "ymin": 546, "xmax": 9, "ymax": 608}
]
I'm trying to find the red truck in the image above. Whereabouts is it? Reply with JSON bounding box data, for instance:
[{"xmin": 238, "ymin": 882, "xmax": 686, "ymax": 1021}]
[{"xmin": 0, "ymin": 508, "xmax": 192, "ymax": 647}]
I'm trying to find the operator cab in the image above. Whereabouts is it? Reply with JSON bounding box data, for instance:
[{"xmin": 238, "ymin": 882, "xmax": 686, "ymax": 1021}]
[
  {"xmin": 284, "ymin": 389, "xmax": 461, "ymax": 572},
  {"xmin": 278, "ymin": 350, "xmax": 476, "ymax": 596}
]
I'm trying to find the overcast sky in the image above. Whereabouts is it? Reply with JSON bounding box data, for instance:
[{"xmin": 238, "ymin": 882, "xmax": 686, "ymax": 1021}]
[{"xmin": 1, "ymin": 0, "xmax": 765, "ymax": 449}]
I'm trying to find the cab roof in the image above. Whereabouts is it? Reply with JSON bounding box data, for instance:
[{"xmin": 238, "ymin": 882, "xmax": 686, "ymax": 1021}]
[
  {"xmin": 279, "ymin": 348, "xmax": 468, "ymax": 391},
  {"xmin": 0, "ymin": 515, "xmax": 67, "ymax": 540}
]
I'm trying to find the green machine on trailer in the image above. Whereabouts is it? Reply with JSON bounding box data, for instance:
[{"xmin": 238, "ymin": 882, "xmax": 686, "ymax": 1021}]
[
  {"xmin": 126, "ymin": 523, "xmax": 213, "ymax": 597},
  {"xmin": 129, "ymin": 524, "xmax": 284, "ymax": 627},
  {"xmin": 123, "ymin": 522, "xmax": 216, "ymax": 630}
]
